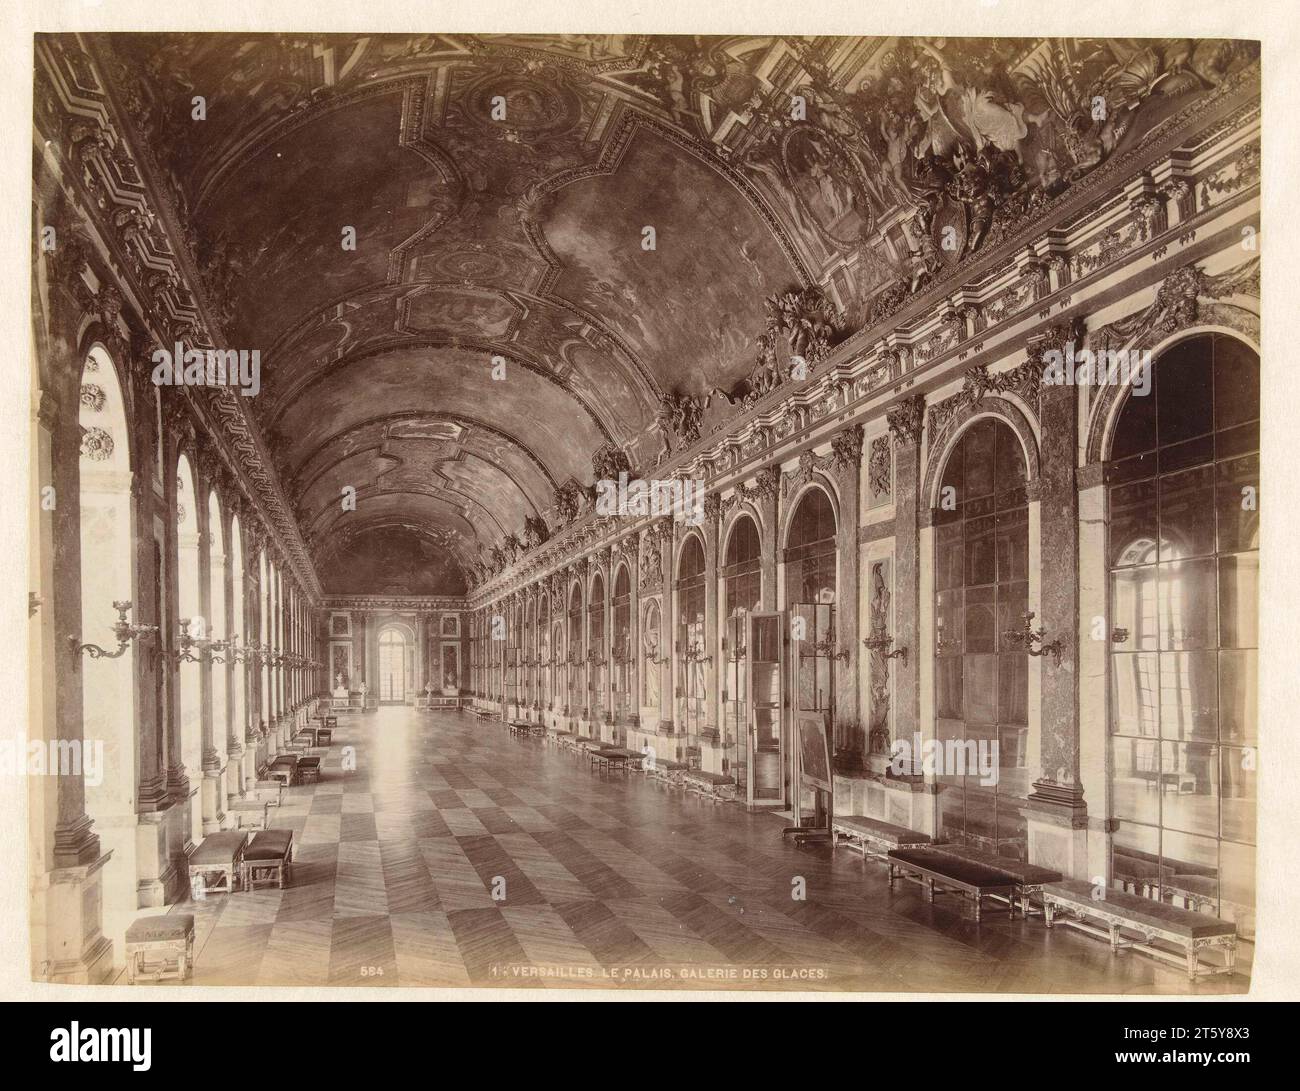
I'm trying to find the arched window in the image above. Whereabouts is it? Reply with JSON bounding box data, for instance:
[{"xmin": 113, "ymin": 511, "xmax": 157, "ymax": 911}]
[
  {"xmin": 552, "ymin": 609, "xmax": 565, "ymax": 709},
  {"xmin": 785, "ymin": 487, "xmax": 838, "ymax": 748},
  {"xmin": 538, "ymin": 595, "xmax": 551, "ymax": 709},
  {"xmin": 934, "ymin": 417, "xmax": 1029, "ymax": 858},
  {"xmin": 589, "ymin": 572, "xmax": 606, "ymax": 720},
  {"xmin": 568, "ymin": 584, "xmax": 583, "ymax": 715},
  {"xmin": 522, "ymin": 598, "xmax": 535, "ymax": 707},
  {"xmin": 676, "ymin": 535, "xmax": 707, "ymax": 749},
  {"xmin": 612, "ymin": 566, "xmax": 632, "ymax": 724},
  {"xmin": 1107, "ymin": 333, "xmax": 1258, "ymax": 937},
  {"xmin": 723, "ymin": 515, "xmax": 762, "ymax": 788}
]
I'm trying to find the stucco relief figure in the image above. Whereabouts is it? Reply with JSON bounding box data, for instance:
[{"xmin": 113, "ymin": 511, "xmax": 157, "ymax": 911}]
[{"xmin": 642, "ymin": 619, "xmax": 661, "ymax": 708}]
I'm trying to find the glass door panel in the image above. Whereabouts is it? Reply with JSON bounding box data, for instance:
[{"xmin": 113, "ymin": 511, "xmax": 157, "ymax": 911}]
[{"xmin": 748, "ymin": 611, "xmax": 785, "ymax": 804}]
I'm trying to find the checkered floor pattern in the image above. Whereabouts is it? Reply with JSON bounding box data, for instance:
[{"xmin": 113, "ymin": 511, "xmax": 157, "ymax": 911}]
[{"xmin": 130, "ymin": 707, "xmax": 1246, "ymax": 992}]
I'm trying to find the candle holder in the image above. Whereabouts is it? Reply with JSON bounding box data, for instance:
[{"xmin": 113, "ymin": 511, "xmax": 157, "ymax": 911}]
[
  {"xmin": 1002, "ymin": 612, "xmax": 1063, "ymax": 665},
  {"xmin": 170, "ymin": 617, "xmax": 204, "ymax": 664},
  {"xmin": 69, "ymin": 600, "xmax": 156, "ymax": 663},
  {"xmin": 677, "ymin": 638, "xmax": 712, "ymax": 666},
  {"xmin": 862, "ymin": 629, "xmax": 908, "ymax": 665},
  {"xmin": 808, "ymin": 627, "xmax": 849, "ymax": 664}
]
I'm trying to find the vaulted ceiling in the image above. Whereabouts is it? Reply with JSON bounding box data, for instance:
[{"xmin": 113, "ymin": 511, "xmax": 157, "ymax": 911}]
[{"xmin": 108, "ymin": 33, "xmax": 1252, "ymax": 596}]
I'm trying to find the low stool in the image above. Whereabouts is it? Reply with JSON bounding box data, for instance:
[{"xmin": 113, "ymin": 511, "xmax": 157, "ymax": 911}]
[{"xmin": 125, "ymin": 913, "xmax": 195, "ymax": 984}]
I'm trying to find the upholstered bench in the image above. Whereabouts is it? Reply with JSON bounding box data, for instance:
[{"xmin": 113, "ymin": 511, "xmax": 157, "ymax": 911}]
[
  {"xmin": 228, "ymin": 797, "xmax": 271, "ymax": 830},
  {"xmin": 295, "ymin": 728, "xmax": 318, "ymax": 748},
  {"xmin": 548, "ymin": 729, "xmax": 574, "ymax": 749},
  {"xmin": 928, "ymin": 845, "xmax": 1062, "ymax": 916},
  {"xmin": 125, "ymin": 913, "xmax": 195, "ymax": 984},
  {"xmin": 242, "ymin": 829, "xmax": 294, "ymax": 890},
  {"xmin": 268, "ymin": 754, "xmax": 298, "ymax": 787},
  {"xmin": 832, "ymin": 816, "xmax": 932, "ymax": 860},
  {"xmin": 647, "ymin": 759, "xmax": 687, "ymax": 787},
  {"xmin": 188, "ymin": 830, "xmax": 248, "ymax": 895},
  {"xmin": 254, "ymin": 779, "xmax": 285, "ymax": 807},
  {"xmin": 574, "ymin": 736, "xmax": 602, "ymax": 753},
  {"xmin": 683, "ymin": 770, "xmax": 737, "ymax": 802},
  {"xmin": 886, "ymin": 847, "xmax": 1017, "ymax": 922},
  {"xmin": 589, "ymin": 747, "xmax": 641, "ymax": 773},
  {"xmin": 1041, "ymin": 880, "xmax": 1237, "ymax": 979},
  {"xmin": 297, "ymin": 755, "xmax": 322, "ymax": 785}
]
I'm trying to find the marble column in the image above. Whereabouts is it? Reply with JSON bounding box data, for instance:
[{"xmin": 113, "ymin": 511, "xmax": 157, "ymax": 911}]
[
  {"xmin": 887, "ymin": 398, "xmax": 924, "ymax": 764},
  {"xmin": 756, "ymin": 469, "xmax": 780, "ymax": 611},
  {"xmin": 1024, "ymin": 375, "xmax": 1090, "ymax": 869},
  {"xmin": 830, "ymin": 426, "xmax": 864, "ymax": 769},
  {"xmin": 33, "ymin": 389, "xmax": 113, "ymax": 982}
]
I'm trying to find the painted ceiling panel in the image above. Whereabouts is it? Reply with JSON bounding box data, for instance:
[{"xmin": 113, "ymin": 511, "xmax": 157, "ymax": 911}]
[
  {"xmin": 543, "ymin": 128, "xmax": 796, "ymax": 396},
  {"xmin": 102, "ymin": 32, "xmax": 1254, "ymax": 595}
]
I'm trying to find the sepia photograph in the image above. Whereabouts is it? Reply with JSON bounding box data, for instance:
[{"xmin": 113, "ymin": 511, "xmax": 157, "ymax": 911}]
[{"xmin": 6, "ymin": 0, "xmax": 1296, "ymax": 1036}]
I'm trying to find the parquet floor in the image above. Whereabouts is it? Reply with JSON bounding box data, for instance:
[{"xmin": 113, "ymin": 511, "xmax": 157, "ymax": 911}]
[{"xmin": 133, "ymin": 707, "xmax": 1249, "ymax": 993}]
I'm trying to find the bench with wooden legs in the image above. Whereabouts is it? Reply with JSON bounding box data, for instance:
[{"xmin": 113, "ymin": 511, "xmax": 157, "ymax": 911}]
[
  {"xmin": 832, "ymin": 816, "xmax": 932, "ymax": 859},
  {"xmin": 645, "ymin": 759, "xmax": 688, "ymax": 787},
  {"xmin": 228, "ymin": 797, "xmax": 271, "ymax": 830},
  {"xmin": 254, "ymin": 779, "xmax": 285, "ymax": 808},
  {"xmin": 267, "ymin": 754, "xmax": 298, "ymax": 787},
  {"xmin": 125, "ymin": 913, "xmax": 195, "ymax": 984},
  {"xmin": 241, "ymin": 829, "xmax": 295, "ymax": 890},
  {"xmin": 683, "ymin": 770, "xmax": 737, "ymax": 802},
  {"xmin": 887, "ymin": 847, "xmax": 1017, "ymax": 922},
  {"xmin": 926, "ymin": 844, "xmax": 1063, "ymax": 916},
  {"xmin": 1041, "ymin": 879, "xmax": 1238, "ymax": 980},
  {"xmin": 188, "ymin": 831, "xmax": 248, "ymax": 895},
  {"xmin": 588, "ymin": 747, "xmax": 642, "ymax": 773}
]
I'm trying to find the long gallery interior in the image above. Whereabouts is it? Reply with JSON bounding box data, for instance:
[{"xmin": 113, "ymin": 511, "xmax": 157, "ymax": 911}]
[{"xmin": 29, "ymin": 33, "xmax": 1260, "ymax": 992}]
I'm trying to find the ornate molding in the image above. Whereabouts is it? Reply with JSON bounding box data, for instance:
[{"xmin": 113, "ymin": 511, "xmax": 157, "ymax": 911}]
[
  {"xmin": 36, "ymin": 36, "xmax": 322, "ymax": 601},
  {"xmin": 1084, "ymin": 256, "xmax": 1260, "ymax": 465},
  {"xmin": 885, "ymin": 395, "xmax": 925, "ymax": 448}
]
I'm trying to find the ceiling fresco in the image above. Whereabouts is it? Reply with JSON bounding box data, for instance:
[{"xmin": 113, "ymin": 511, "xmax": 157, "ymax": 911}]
[{"xmin": 106, "ymin": 33, "xmax": 1256, "ymax": 594}]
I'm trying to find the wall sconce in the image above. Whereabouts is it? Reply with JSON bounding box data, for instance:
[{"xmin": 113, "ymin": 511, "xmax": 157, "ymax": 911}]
[
  {"xmin": 1002, "ymin": 612, "xmax": 1063, "ymax": 665},
  {"xmin": 862, "ymin": 630, "xmax": 908, "ymax": 665},
  {"xmin": 69, "ymin": 600, "xmax": 156, "ymax": 664},
  {"xmin": 170, "ymin": 617, "xmax": 204, "ymax": 664},
  {"xmin": 206, "ymin": 637, "xmax": 231, "ymax": 664},
  {"xmin": 1110, "ymin": 627, "xmax": 1130, "ymax": 644},
  {"xmin": 678, "ymin": 638, "xmax": 712, "ymax": 666},
  {"xmin": 935, "ymin": 616, "xmax": 962, "ymax": 656},
  {"xmin": 808, "ymin": 628, "xmax": 848, "ymax": 664}
]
